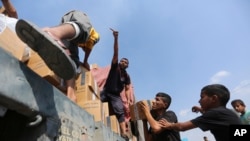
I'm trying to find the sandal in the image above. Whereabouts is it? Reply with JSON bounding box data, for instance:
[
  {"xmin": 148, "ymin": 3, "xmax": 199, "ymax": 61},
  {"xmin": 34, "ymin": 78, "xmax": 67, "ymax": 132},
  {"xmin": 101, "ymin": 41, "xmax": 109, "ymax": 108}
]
[{"xmin": 15, "ymin": 19, "xmax": 76, "ymax": 80}]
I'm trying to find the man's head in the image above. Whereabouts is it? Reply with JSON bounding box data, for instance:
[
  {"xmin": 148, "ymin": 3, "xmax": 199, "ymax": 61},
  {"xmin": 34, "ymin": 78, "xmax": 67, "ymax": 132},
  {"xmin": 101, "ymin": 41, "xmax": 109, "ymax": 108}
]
[
  {"xmin": 152, "ymin": 92, "xmax": 172, "ymax": 111},
  {"xmin": 199, "ymin": 84, "xmax": 230, "ymax": 111},
  {"xmin": 119, "ymin": 58, "xmax": 129, "ymax": 69}
]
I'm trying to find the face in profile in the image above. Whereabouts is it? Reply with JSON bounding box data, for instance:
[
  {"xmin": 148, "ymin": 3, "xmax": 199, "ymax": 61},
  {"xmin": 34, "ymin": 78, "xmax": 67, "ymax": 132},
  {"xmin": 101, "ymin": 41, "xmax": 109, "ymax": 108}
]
[
  {"xmin": 199, "ymin": 93, "xmax": 215, "ymax": 112},
  {"xmin": 152, "ymin": 97, "xmax": 166, "ymax": 111}
]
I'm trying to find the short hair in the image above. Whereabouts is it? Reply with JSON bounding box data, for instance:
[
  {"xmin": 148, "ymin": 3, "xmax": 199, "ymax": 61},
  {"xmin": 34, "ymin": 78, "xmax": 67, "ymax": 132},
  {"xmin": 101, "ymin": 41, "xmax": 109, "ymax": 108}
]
[
  {"xmin": 231, "ymin": 99, "xmax": 246, "ymax": 107},
  {"xmin": 201, "ymin": 84, "xmax": 230, "ymax": 106},
  {"xmin": 121, "ymin": 58, "xmax": 129, "ymax": 64},
  {"xmin": 156, "ymin": 92, "xmax": 171, "ymax": 109}
]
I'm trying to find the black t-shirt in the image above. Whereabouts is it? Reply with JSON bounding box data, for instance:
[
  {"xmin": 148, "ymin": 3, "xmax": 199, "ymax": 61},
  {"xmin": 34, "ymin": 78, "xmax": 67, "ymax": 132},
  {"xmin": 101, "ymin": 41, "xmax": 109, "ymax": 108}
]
[
  {"xmin": 191, "ymin": 106, "xmax": 241, "ymax": 141},
  {"xmin": 150, "ymin": 110, "xmax": 181, "ymax": 141},
  {"xmin": 104, "ymin": 62, "xmax": 130, "ymax": 94}
]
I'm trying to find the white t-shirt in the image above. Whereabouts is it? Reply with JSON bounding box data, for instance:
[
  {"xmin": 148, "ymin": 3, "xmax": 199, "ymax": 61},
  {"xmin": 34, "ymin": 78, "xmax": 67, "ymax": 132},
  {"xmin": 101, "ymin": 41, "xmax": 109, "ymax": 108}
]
[{"xmin": 0, "ymin": 13, "xmax": 17, "ymax": 33}]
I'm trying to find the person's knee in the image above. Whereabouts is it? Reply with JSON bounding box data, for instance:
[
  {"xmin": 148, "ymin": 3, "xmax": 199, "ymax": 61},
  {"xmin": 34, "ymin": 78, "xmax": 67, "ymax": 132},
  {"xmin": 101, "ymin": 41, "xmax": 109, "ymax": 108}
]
[
  {"xmin": 117, "ymin": 114, "xmax": 125, "ymax": 123},
  {"xmin": 100, "ymin": 91, "xmax": 107, "ymax": 102}
]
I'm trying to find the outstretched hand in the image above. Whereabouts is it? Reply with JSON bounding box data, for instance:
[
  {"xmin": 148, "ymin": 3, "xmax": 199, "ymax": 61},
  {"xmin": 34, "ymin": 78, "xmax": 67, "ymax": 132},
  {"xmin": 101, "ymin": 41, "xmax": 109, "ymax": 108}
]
[
  {"xmin": 110, "ymin": 28, "xmax": 118, "ymax": 38},
  {"xmin": 158, "ymin": 118, "xmax": 171, "ymax": 129},
  {"xmin": 191, "ymin": 106, "xmax": 204, "ymax": 114}
]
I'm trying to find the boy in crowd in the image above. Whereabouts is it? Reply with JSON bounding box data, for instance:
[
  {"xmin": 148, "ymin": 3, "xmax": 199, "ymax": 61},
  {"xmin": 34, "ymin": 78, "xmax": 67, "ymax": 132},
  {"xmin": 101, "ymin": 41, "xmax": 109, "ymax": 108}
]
[
  {"xmin": 231, "ymin": 99, "xmax": 250, "ymax": 124},
  {"xmin": 158, "ymin": 84, "xmax": 241, "ymax": 141},
  {"xmin": 139, "ymin": 92, "xmax": 181, "ymax": 141}
]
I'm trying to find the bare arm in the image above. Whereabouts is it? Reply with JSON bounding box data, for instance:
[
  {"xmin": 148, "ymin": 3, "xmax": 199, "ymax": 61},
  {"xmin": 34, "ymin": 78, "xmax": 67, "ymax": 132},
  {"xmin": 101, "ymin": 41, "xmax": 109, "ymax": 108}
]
[
  {"xmin": 1, "ymin": 0, "xmax": 18, "ymax": 18},
  {"xmin": 192, "ymin": 106, "xmax": 205, "ymax": 114},
  {"xmin": 124, "ymin": 84, "xmax": 131, "ymax": 105},
  {"xmin": 110, "ymin": 28, "xmax": 118, "ymax": 64},
  {"xmin": 139, "ymin": 102, "xmax": 165, "ymax": 134},
  {"xmin": 159, "ymin": 118, "xmax": 196, "ymax": 131}
]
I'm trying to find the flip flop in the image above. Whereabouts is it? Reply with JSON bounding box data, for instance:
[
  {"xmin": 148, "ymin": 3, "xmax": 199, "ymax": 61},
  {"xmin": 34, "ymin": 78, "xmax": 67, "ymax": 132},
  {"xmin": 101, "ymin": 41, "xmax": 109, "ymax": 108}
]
[{"xmin": 15, "ymin": 19, "xmax": 76, "ymax": 80}]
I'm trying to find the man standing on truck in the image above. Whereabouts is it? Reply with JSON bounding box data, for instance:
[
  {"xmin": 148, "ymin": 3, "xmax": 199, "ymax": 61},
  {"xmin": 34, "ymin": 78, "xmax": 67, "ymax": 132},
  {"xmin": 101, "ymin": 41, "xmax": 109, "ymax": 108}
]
[{"xmin": 100, "ymin": 28, "xmax": 131, "ymax": 140}]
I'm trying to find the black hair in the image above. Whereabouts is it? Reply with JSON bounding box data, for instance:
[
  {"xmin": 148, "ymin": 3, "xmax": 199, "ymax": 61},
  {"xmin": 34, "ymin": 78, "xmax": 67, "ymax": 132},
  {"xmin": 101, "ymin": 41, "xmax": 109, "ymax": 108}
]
[
  {"xmin": 231, "ymin": 99, "xmax": 246, "ymax": 107},
  {"xmin": 201, "ymin": 84, "xmax": 230, "ymax": 106},
  {"xmin": 156, "ymin": 92, "xmax": 171, "ymax": 109},
  {"xmin": 121, "ymin": 58, "xmax": 129, "ymax": 64}
]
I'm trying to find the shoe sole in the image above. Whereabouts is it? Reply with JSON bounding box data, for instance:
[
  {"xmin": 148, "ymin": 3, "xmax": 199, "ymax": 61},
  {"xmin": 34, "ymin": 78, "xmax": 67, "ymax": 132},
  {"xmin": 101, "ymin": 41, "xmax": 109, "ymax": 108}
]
[{"xmin": 15, "ymin": 19, "xmax": 76, "ymax": 80}]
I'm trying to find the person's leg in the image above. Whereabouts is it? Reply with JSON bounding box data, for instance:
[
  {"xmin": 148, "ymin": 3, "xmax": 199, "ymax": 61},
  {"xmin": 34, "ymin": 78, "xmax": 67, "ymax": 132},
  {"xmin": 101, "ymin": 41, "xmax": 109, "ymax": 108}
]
[
  {"xmin": 43, "ymin": 23, "xmax": 77, "ymax": 41},
  {"xmin": 43, "ymin": 23, "xmax": 81, "ymax": 102},
  {"xmin": 15, "ymin": 19, "xmax": 76, "ymax": 80},
  {"xmin": 119, "ymin": 121, "xmax": 127, "ymax": 135},
  {"xmin": 100, "ymin": 90, "xmax": 108, "ymax": 102},
  {"xmin": 109, "ymin": 94, "xmax": 129, "ymax": 138}
]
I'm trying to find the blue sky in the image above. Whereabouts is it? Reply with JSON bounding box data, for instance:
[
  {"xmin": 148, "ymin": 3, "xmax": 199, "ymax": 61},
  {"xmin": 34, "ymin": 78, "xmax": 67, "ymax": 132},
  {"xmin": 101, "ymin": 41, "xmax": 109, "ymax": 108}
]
[{"xmin": 9, "ymin": 0, "xmax": 250, "ymax": 140}]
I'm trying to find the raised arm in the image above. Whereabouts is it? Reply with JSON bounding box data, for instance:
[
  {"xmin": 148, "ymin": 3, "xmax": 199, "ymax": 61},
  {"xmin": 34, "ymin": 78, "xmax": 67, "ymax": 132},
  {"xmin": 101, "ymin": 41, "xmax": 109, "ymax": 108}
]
[
  {"xmin": 110, "ymin": 28, "xmax": 119, "ymax": 64},
  {"xmin": 1, "ymin": 0, "xmax": 18, "ymax": 18}
]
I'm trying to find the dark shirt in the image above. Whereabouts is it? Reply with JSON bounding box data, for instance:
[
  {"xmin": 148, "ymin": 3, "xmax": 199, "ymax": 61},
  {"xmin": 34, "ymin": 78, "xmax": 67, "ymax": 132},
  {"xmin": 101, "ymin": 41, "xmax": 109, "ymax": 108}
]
[
  {"xmin": 104, "ymin": 62, "xmax": 130, "ymax": 94},
  {"xmin": 150, "ymin": 110, "xmax": 181, "ymax": 141},
  {"xmin": 191, "ymin": 106, "xmax": 241, "ymax": 141}
]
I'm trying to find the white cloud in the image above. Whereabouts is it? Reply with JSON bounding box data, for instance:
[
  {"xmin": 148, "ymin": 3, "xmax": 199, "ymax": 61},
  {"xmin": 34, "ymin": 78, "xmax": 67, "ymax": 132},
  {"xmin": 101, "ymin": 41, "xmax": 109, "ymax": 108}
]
[
  {"xmin": 179, "ymin": 109, "xmax": 190, "ymax": 116},
  {"xmin": 232, "ymin": 80, "xmax": 250, "ymax": 96},
  {"xmin": 209, "ymin": 70, "xmax": 230, "ymax": 83}
]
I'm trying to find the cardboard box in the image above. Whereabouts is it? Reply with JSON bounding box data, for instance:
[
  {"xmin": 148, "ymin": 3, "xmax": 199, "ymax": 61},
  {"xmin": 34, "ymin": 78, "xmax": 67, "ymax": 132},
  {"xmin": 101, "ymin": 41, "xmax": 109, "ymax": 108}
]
[
  {"xmin": 76, "ymin": 66, "xmax": 100, "ymax": 99},
  {"xmin": 75, "ymin": 84, "xmax": 94, "ymax": 103},
  {"xmin": 105, "ymin": 115, "xmax": 120, "ymax": 135},
  {"xmin": 90, "ymin": 63, "xmax": 99, "ymax": 69},
  {"xmin": 0, "ymin": 26, "xmax": 30, "ymax": 62},
  {"xmin": 102, "ymin": 102, "xmax": 109, "ymax": 123},
  {"xmin": 78, "ymin": 100, "xmax": 110, "ymax": 123},
  {"xmin": 75, "ymin": 67, "xmax": 94, "ymax": 86},
  {"xmin": 26, "ymin": 51, "xmax": 61, "ymax": 87},
  {"xmin": 79, "ymin": 100, "xmax": 103, "ymax": 122},
  {"xmin": 0, "ymin": 7, "xmax": 5, "ymax": 14},
  {"xmin": 129, "ymin": 100, "xmax": 153, "ymax": 121}
]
